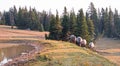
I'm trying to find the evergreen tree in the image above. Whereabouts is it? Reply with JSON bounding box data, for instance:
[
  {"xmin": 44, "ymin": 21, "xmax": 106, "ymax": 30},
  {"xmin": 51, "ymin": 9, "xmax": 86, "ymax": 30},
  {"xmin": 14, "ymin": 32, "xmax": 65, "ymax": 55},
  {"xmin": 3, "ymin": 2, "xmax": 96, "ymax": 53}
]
[
  {"xmin": 40, "ymin": 11, "xmax": 49, "ymax": 31},
  {"xmin": 29, "ymin": 8, "xmax": 42, "ymax": 31},
  {"xmin": 61, "ymin": 7, "xmax": 70, "ymax": 41},
  {"xmin": 16, "ymin": 7, "xmax": 23, "ymax": 29},
  {"xmin": 16, "ymin": 7, "xmax": 29, "ymax": 29},
  {"xmin": 100, "ymin": 8, "xmax": 105, "ymax": 34},
  {"xmin": 98, "ymin": 8, "xmax": 103, "ymax": 34},
  {"xmin": 86, "ymin": 12, "xmax": 95, "ymax": 40},
  {"xmin": 13, "ymin": 6, "xmax": 17, "ymax": 25},
  {"xmin": 0, "ymin": 15, "xmax": 5, "ymax": 25},
  {"xmin": 49, "ymin": 15, "xmax": 56, "ymax": 39},
  {"xmin": 55, "ymin": 10, "xmax": 62, "ymax": 40},
  {"xmin": 87, "ymin": 2, "xmax": 98, "ymax": 37},
  {"xmin": 76, "ymin": 9, "xmax": 89, "ymax": 41},
  {"xmin": 108, "ymin": 7, "xmax": 115, "ymax": 37},
  {"xmin": 38, "ymin": 12, "xmax": 44, "ymax": 31},
  {"xmin": 69, "ymin": 9, "xmax": 77, "ymax": 35},
  {"xmin": 0, "ymin": 12, "xmax": 5, "ymax": 24},
  {"xmin": 114, "ymin": 9, "xmax": 120, "ymax": 37},
  {"xmin": 3, "ymin": 11, "xmax": 10, "ymax": 25},
  {"xmin": 9, "ymin": 8, "xmax": 15, "ymax": 29},
  {"xmin": 103, "ymin": 8, "xmax": 109, "ymax": 37},
  {"xmin": 49, "ymin": 10, "xmax": 62, "ymax": 40}
]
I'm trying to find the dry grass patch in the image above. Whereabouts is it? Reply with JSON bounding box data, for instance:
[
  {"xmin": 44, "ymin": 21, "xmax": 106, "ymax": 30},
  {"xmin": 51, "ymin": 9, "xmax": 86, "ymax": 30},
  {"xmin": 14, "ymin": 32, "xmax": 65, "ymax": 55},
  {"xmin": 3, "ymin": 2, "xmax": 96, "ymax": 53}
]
[
  {"xmin": 96, "ymin": 38, "xmax": 120, "ymax": 65},
  {"xmin": 27, "ymin": 40, "xmax": 116, "ymax": 66},
  {"xmin": 40, "ymin": 48, "xmax": 89, "ymax": 55},
  {"xmin": 0, "ymin": 43, "xmax": 19, "ymax": 48}
]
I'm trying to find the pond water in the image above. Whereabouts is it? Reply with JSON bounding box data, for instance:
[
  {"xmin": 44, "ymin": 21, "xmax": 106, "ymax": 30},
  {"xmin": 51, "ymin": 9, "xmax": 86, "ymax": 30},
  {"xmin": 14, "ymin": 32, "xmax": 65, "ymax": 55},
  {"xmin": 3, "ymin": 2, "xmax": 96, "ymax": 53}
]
[{"xmin": 0, "ymin": 44, "xmax": 34, "ymax": 65}]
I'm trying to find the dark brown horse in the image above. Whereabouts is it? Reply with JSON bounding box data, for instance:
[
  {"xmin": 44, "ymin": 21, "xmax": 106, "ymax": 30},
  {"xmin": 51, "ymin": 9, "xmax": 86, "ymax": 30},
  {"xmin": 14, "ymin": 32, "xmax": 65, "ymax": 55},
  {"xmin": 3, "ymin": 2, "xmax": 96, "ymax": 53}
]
[{"xmin": 69, "ymin": 35, "xmax": 76, "ymax": 44}]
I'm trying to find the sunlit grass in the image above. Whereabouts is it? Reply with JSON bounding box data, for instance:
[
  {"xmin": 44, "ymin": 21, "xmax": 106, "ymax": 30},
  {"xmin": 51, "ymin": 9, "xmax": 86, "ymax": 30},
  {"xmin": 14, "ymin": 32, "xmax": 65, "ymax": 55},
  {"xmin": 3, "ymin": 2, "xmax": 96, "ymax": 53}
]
[
  {"xmin": 0, "ymin": 25, "xmax": 117, "ymax": 66},
  {"xmin": 0, "ymin": 38, "xmax": 116, "ymax": 66},
  {"xmin": 26, "ymin": 39, "xmax": 116, "ymax": 66}
]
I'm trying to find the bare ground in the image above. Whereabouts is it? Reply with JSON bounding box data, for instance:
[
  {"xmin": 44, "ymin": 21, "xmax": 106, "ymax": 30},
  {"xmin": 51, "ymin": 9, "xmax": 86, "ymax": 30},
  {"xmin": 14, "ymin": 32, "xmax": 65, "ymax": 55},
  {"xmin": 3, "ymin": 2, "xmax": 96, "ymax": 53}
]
[
  {"xmin": 95, "ymin": 38, "xmax": 120, "ymax": 65},
  {"xmin": 0, "ymin": 25, "xmax": 49, "ymax": 40},
  {"xmin": 4, "ymin": 41, "xmax": 44, "ymax": 66},
  {"xmin": 0, "ymin": 25, "xmax": 48, "ymax": 49},
  {"xmin": 0, "ymin": 25, "xmax": 47, "ymax": 66},
  {"xmin": 0, "ymin": 43, "xmax": 19, "ymax": 49}
]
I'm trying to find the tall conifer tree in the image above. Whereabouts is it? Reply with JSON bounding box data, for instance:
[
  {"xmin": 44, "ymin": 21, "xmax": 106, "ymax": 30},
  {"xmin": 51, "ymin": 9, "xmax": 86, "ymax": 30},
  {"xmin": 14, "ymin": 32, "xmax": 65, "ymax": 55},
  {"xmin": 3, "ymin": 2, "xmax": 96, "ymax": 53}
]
[
  {"xmin": 69, "ymin": 9, "xmax": 77, "ymax": 35},
  {"xmin": 86, "ymin": 12, "xmax": 95, "ymax": 40},
  {"xmin": 87, "ymin": 2, "xmax": 98, "ymax": 37},
  {"xmin": 61, "ymin": 7, "xmax": 70, "ymax": 41},
  {"xmin": 49, "ymin": 10, "xmax": 62, "ymax": 40},
  {"xmin": 77, "ymin": 9, "xmax": 89, "ymax": 41}
]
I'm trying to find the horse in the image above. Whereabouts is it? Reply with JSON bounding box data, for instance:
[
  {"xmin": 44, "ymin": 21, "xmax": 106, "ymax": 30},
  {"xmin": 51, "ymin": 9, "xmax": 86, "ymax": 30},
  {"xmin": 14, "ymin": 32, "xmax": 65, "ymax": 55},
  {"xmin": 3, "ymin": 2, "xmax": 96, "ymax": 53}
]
[
  {"xmin": 89, "ymin": 42, "xmax": 95, "ymax": 51},
  {"xmin": 69, "ymin": 35, "xmax": 76, "ymax": 44},
  {"xmin": 81, "ymin": 39, "xmax": 87, "ymax": 47},
  {"xmin": 76, "ymin": 37, "xmax": 82, "ymax": 46}
]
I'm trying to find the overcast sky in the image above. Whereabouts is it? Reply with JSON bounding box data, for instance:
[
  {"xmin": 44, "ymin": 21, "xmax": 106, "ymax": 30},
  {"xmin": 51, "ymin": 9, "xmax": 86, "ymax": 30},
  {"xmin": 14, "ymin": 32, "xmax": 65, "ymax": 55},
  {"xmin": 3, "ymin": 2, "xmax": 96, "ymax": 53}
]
[{"xmin": 0, "ymin": 0, "xmax": 119, "ymax": 15}]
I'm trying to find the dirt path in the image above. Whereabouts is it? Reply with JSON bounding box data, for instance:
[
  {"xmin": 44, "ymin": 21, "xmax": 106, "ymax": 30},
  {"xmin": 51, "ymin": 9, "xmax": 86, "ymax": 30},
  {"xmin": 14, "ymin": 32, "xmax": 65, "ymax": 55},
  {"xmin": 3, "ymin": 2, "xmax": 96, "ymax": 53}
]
[{"xmin": 95, "ymin": 38, "xmax": 120, "ymax": 65}]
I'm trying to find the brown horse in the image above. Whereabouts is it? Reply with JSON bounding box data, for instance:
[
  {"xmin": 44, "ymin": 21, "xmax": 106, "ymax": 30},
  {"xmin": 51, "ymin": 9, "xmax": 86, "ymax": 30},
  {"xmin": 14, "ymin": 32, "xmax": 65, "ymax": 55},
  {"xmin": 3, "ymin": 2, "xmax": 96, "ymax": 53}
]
[{"xmin": 69, "ymin": 35, "xmax": 76, "ymax": 44}]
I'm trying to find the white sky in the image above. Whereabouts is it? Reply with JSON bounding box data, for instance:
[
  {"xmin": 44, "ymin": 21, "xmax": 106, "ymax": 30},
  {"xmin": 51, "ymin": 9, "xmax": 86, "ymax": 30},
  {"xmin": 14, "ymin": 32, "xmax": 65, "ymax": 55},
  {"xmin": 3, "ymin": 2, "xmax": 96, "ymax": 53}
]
[{"xmin": 0, "ymin": 0, "xmax": 119, "ymax": 15}]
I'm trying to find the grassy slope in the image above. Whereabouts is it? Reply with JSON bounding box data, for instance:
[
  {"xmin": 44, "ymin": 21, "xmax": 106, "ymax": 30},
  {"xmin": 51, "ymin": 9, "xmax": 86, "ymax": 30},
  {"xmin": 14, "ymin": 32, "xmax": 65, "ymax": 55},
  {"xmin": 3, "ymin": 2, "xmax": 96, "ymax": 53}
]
[
  {"xmin": 95, "ymin": 38, "xmax": 120, "ymax": 65},
  {"xmin": 0, "ymin": 25, "xmax": 116, "ymax": 66},
  {"xmin": 26, "ymin": 40, "xmax": 116, "ymax": 66}
]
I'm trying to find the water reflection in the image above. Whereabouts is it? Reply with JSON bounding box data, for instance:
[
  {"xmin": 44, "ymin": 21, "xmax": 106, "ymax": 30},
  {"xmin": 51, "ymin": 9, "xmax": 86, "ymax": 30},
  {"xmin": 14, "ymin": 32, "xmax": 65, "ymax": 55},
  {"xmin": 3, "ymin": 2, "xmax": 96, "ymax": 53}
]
[
  {"xmin": 0, "ymin": 44, "xmax": 34, "ymax": 65},
  {"xmin": 0, "ymin": 57, "xmax": 12, "ymax": 66}
]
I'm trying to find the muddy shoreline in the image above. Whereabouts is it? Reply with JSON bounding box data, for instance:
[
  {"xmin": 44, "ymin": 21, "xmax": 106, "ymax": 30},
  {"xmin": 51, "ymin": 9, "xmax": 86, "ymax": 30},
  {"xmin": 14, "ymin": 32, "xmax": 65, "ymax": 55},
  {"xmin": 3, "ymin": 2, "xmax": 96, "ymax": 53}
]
[{"xmin": 3, "ymin": 42, "xmax": 44, "ymax": 66}]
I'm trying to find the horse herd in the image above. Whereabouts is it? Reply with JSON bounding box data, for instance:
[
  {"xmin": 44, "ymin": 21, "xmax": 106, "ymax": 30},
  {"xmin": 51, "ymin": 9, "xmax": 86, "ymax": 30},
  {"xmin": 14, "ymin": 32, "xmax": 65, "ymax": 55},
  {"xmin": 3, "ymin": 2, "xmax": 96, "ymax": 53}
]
[{"xmin": 69, "ymin": 35, "xmax": 95, "ymax": 50}]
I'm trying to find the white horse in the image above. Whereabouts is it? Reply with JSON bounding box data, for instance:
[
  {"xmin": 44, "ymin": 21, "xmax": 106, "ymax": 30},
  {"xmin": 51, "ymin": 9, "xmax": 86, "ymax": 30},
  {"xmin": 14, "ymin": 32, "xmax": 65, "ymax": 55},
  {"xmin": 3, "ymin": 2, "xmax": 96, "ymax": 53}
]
[
  {"xmin": 89, "ymin": 42, "xmax": 95, "ymax": 49},
  {"xmin": 81, "ymin": 39, "xmax": 87, "ymax": 47}
]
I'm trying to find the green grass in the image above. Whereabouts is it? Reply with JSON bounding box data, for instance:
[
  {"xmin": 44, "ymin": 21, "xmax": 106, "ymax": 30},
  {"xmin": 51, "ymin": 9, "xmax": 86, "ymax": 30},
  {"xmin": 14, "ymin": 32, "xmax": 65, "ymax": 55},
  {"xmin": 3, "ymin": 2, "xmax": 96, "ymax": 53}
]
[{"xmin": 25, "ymin": 40, "xmax": 116, "ymax": 66}]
